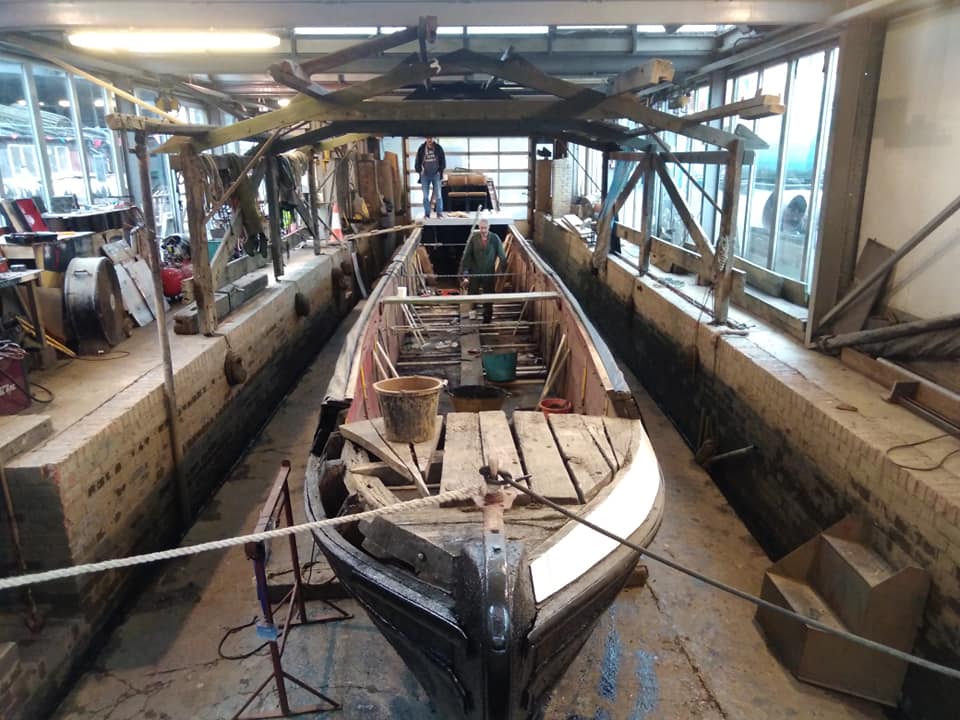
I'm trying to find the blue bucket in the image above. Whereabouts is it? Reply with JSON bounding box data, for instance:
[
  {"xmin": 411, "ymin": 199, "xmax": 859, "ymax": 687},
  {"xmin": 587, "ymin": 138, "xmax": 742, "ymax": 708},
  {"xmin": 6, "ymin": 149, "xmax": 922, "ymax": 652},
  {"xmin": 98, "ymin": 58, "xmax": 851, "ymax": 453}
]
[{"xmin": 482, "ymin": 351, "xmax": 518, "ymax": 382}]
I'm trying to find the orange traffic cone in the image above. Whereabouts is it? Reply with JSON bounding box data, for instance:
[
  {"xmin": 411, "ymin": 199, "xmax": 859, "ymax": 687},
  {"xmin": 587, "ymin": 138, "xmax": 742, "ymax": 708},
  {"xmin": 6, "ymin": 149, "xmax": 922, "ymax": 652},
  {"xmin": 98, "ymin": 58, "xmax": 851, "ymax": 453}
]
[{"xmin": 331, "ymin": 202, "xmax": 344, "ymax": 242}]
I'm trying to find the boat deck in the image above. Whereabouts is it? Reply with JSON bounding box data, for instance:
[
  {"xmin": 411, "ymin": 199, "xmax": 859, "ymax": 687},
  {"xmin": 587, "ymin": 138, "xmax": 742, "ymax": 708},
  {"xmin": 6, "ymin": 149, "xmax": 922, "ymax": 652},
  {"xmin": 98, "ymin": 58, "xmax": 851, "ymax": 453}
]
[{"xmin": 339, "ymin": 408, "xmax": 638, "ymax": 510}]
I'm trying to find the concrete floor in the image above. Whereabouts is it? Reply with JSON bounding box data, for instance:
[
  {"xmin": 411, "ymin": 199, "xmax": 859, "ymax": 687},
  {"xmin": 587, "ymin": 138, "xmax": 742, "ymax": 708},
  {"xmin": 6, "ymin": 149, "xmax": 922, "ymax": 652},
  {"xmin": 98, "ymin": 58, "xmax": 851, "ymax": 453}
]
[{"xmin": 49, "ymin": 303, "xmax": 887, "ymax": 720}]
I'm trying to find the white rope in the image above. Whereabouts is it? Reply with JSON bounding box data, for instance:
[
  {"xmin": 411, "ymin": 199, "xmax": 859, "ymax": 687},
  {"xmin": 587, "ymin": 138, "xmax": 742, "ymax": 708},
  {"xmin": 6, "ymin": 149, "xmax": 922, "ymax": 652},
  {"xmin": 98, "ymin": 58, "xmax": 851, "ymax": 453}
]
[{"xmin": 0, "ymin": 487, "xmax": 476, "ymax": 592}]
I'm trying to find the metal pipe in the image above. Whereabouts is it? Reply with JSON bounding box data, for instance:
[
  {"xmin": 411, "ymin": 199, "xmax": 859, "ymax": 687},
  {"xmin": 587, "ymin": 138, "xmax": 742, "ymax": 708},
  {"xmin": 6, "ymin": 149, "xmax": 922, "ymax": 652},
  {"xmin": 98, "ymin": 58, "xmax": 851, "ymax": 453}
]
[
  {"xmin": 135, "ymin": 131, "xmax": 191, "ymax": 530},
  {"xmin": 816, "ymin": 192, "xmax": 960, "ymax": 331},
  {"xmin": 819, "ymin": 313, "xmax": 960, "ymax": 351}
]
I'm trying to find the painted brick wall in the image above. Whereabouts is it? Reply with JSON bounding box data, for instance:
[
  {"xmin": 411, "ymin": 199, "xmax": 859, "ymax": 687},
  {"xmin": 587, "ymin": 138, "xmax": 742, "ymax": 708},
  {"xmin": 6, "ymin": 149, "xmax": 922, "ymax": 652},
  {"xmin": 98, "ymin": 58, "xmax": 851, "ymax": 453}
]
[
  {"xmin": 1, "ymin": 247, "xmax": 354, "ymax": 613},
  {"xmin": 534, "ymin": 213, "xmax": 960, "ymax": 719}
]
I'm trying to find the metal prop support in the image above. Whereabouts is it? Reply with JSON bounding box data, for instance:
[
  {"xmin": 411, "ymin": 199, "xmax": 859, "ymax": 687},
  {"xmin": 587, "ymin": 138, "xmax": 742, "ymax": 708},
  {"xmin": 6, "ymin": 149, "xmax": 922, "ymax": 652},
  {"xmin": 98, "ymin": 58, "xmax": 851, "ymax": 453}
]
[{"xmin": 232, "ymin": 461, "xmax": 350, "ymax": 720}]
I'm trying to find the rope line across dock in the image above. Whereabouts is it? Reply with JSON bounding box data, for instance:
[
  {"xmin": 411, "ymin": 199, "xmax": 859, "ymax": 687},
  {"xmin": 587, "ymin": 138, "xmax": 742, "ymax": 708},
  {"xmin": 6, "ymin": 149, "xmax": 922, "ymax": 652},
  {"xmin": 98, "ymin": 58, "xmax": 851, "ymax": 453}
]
[
  {"xmin": 2, "ymin": 475, "xmax": 959, "ymax": 683},
  {"xmin": 0, "ymin": 486, "xmax": 475, "ymax": 592}
]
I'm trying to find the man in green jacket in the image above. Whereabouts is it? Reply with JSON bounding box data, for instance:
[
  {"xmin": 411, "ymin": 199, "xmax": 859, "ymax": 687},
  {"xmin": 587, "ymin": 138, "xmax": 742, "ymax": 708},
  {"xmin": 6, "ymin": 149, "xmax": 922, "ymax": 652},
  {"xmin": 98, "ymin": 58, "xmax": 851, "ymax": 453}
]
[{"xmin": 459, "ymin": 218, "xmax": 507, "ymax": 324}]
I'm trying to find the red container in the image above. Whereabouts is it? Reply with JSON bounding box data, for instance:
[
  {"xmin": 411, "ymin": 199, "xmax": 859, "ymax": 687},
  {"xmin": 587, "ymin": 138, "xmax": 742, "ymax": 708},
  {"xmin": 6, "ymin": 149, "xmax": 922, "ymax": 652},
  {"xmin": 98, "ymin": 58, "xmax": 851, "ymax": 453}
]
[
  {"xmin": 538, "ymin": 397, "xmax": 572, "ymax": 415},
  {"xmin": 0, "ymin": 357, "xmax": 30, "ymax": 415}
]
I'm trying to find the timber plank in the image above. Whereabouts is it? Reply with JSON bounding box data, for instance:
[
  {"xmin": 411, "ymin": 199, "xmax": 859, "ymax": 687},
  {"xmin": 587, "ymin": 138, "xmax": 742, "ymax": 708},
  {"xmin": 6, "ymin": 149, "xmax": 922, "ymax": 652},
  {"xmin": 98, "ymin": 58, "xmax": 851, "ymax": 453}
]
[
  {"xmin": 547, "ymin": 414, "xmax": 614, "ymax": 502},
  {"xmin": 440, "ymin": 413, "xmax": 484, "ymax": 501},
  {"xmin": 581, "ymin": 415, "xmax": 618, "ymax": 471},
  {"xmin": 478, "ymin": 410, "xmax": 528, "ymax": 505},
  {"xmin": 602, "ymin": 416, "xmax": 639, "ymax": 469},
  {"xmin": 340, "ymin": 419, "xmax": 430, "ymax": 495},
  {"xmin": 412, "ymin": 415, "xmax": 444, "ymax": 478},
  {"xmin": 346, "ymin": 473, "xmax": 400, "ymax": 508},
  {"xmin": 513, "ymin": 411, "xmax": 580, "ymax": 504},
  {"xmin": 461, "ymin": 328, "xmax": 483, "ymax": 385},
  {"xmin": 478, "ymin": 411, "xmax": 524, "ymax": 480}
]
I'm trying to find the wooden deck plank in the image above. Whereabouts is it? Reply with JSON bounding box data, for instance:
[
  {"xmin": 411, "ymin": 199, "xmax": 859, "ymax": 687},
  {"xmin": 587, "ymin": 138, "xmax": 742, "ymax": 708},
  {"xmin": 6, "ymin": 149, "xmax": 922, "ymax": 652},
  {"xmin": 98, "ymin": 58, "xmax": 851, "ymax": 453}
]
[
  {"xmin": 346, "ymin": 473, "xmax": 401, "ymax": 508},
  {"xmin": 603, "ymin": 416, "xmax": 639, "ymax": 468},
  {"xmin": 478, "ymin": 410, "xmax": 524, "ymax": 479},
  {"xmin": 581, "ymin": 415, "xmax": 618, "ymax": 471},
  {"xmin": 440, "ymin": 412, "xmax": 484, "ymax": 501},
  {"xmin": 547, "ymin": 414, "xmax": 614, "ymax": 502},
  {"xmin": 411, "ymin": 415, "xmax": 444, "ymax": 478},
  {"xmin": 340, "ymin": 418, "xmax": 430, "ymax": 495},
  {"xmin": 460, "ymin": 330, "xmax": 483, "ymax": 385},
  {"xmin": 513, "ymin": 411, "xmax": 580, "ymax": 504}
]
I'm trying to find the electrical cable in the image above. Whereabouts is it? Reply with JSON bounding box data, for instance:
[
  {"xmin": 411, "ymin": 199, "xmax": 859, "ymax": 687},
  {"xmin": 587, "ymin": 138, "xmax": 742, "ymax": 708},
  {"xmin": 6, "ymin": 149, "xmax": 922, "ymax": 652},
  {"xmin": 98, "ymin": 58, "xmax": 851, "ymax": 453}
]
[
  {"xmin": 490, "ymin": 472, "xmax": 960, "ymax": 682},
  {"xmin": 0, "ymin": 340, "xmax": 55, "ymax": 403},
  {"xmin": 885, "ymin": 432, "xmax": 960, "ymax": 472}
]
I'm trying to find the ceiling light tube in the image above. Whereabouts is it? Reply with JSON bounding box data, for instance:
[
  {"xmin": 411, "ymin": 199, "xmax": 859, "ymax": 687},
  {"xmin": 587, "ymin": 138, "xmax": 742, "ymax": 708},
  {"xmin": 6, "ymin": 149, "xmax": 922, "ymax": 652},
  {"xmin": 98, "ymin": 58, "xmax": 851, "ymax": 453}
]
[{"xmin": 68, "ymin": 30, "xmax": 280, "ymax": 53}]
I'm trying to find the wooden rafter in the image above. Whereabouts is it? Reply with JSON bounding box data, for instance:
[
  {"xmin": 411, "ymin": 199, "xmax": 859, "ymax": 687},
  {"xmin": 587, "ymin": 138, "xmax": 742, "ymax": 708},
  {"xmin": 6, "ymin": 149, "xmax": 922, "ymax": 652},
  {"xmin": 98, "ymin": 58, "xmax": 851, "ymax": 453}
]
[
  {"xmin": 653, "ymin": 157, "xmax": 715, "ymax": 265},
  {"xmin": 443, "ymin": 49, "xmax": 745, "ymax": 149}
]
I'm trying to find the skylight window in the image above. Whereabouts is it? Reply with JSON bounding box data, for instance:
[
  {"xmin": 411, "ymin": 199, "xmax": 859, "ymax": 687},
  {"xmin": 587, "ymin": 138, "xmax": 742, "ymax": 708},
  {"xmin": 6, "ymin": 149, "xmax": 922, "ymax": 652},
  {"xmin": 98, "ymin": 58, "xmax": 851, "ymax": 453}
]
[
  {"xmin": 293, "ymin": 27, "xmax": 377, "ymax": 36},
  {"xmin": 556, "ymin": 25, "xmax": 628, "ymax": 31},
  {"xmin": 675, "ymin": 25, "xmax": 723, "ymax": 34},
  {"xmin": 466, "ymin": 26, "xmax": 550, "ymax": 35}
]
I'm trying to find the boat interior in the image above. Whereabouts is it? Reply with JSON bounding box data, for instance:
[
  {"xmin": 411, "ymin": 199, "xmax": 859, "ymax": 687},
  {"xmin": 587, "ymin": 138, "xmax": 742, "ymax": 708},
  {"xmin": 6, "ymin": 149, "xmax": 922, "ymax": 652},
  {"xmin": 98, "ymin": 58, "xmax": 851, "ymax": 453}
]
[{"xmin": 314, "ymin": 217, "xmax": 663, "ymax": 608}]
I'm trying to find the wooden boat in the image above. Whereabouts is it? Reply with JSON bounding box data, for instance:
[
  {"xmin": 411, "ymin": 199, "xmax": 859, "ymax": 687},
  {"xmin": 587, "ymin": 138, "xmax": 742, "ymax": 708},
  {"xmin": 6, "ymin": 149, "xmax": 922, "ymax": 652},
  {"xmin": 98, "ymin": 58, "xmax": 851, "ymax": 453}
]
[{"xmin": 305, "ymin": 214, "xmax": 664, "ymax": 719}]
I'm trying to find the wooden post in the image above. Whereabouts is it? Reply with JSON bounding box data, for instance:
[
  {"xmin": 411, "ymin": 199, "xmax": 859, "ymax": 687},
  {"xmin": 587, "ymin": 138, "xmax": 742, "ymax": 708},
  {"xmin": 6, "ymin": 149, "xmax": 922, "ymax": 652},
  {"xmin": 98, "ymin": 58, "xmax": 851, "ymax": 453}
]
[
  {"xmin": 714, "ymin": 139, "xmax": 744, "ymax": 324},
  {"xmin": 266, "ymin": 154, "xmax": 284, "ymax": 279},
  {"xmin": 135, "ymin": 132, "xmax": 191, "ymax": 529},
  {"xmin": 181, "ymin": 144, "xmax": 217, "ymax": 335},
  {"xmin": 639, "ymin": 158, "xmax": 655, "ymax": 275},
  {"xmin": 308, "ymin": 147, "xmax": 321, "ymax": 254}
]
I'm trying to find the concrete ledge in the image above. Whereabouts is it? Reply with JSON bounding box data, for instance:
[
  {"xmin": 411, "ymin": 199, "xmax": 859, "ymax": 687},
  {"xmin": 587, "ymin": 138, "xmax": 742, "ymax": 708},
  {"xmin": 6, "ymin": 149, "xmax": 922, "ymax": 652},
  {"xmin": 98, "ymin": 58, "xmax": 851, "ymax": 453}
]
[{"xmin": 534, "ymin": 212, "xmax": 960, "ymax": 718}]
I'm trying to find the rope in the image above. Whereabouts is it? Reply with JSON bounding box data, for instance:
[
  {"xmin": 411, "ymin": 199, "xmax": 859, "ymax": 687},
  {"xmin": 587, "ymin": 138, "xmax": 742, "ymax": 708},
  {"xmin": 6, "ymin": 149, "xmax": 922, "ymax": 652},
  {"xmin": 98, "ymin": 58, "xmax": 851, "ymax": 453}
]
[
  {"xmin": 0, "ymin": 486, "xmax": 475, "ymax": 592},
  {"xmin": 494, "ymin": 475, "xmax": 960, "ymax": 682}
]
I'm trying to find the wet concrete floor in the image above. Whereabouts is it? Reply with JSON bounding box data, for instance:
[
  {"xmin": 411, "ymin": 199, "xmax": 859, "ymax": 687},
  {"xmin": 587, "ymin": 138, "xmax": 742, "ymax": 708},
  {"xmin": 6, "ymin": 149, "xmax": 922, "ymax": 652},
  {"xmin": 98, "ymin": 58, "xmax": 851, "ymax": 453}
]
[{"xmin": 51, "ymin": 303, "xmax": 885, "ymax": 720}]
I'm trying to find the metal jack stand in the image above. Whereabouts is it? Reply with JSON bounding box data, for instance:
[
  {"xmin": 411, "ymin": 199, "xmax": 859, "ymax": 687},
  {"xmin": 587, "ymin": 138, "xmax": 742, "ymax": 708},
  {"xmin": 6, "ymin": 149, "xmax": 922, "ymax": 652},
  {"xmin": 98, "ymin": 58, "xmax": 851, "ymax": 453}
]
[{"xmin": 232, "ymin": 461, "xmax": 350, "ymax": 720}]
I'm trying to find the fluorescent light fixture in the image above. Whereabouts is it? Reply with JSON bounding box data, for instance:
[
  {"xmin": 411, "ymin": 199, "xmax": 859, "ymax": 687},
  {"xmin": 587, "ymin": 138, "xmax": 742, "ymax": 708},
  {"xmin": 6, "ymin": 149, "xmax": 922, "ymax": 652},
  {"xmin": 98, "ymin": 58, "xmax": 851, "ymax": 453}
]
[
  {"xmin": 635, "ymin": 25, "xmax": 666, "ymax": 33},
  {"xmin": 467, "ymin": 26, "xmax": 549, "ymax": 35},
  {"xmin": 15, "ymin": 99, "xmax": 26, "ymax": 106},
  {"xmin": 58, "ymin": 99, "xmax": 70, "ymax": 108},
  {"xmin": 676, "ymin": 24, "xmax": 722, "ymax": 34},
  {"xmin": 293, "ymin": 26, "xmax": 376, "ymax": 36},
  {"xmin": 436, "ymin": 26, "xmax": 464, "ymax": 35},
  {"xmin": 557, "ymin": 25, "xmax": 628, "ymax": 30},
  {"xmin": 378, "ymin": 27, "xmax": 407, "ymax": 34},
  {"xmin": 277, "ymin": 97, "xmax": 291, "ymax": 107},
  {"xmin": 68, "ymin": 30, "xmax": 281, "ymax": 53},
  {"xmin": 93, "ymin": 98, "xmax": 105, "ymax": 108}
]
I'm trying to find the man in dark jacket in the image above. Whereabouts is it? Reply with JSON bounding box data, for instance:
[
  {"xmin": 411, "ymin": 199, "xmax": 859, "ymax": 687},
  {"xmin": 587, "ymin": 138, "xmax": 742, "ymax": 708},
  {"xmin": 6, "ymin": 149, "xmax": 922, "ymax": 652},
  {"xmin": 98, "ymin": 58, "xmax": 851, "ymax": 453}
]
[
  {"xmin": 415, "ymin": 137, "xmax": 446, "ymax": 217},
  {"xmin": 459, "ymin": 218, "xmax": 507, "ymax": 323}
]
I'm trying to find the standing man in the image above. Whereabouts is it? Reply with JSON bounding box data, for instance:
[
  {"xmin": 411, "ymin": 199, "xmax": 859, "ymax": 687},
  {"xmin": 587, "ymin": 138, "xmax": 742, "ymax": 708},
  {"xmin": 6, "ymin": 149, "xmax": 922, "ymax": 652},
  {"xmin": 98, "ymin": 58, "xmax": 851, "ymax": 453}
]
[
  {"xmin": 415, "ymin": 137, "xmax": 446, "ymax": 218},
  {"xmin": 459, "ymin": 218, "xmax": 507, "ymax": 324}
]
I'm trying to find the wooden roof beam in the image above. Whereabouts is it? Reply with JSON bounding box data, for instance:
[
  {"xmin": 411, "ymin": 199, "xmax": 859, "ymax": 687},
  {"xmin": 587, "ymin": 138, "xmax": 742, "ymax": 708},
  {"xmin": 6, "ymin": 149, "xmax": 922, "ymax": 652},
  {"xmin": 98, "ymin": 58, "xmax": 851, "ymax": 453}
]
[{"xmin": 443, "ymin": 48, "xmax": 744, "ymax": 149}]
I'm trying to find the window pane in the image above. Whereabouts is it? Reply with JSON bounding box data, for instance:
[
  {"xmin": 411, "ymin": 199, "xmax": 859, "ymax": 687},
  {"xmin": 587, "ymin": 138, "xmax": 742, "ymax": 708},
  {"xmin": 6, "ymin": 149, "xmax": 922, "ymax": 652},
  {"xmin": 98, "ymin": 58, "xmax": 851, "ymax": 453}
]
[
  {"xmin": 499, "ymin": 137, "xmax": 528, "ymax": 152},
  {"xmin": 469, "ymin": 137, "xmax": 498, "ymax": 152},
  {"xmin": 499, "ymin": 154, "xmax": 529, "ymax": 170},
  {"xmin": 470, "ymin": 154, "xmax": 499, "ymax": 170},
  {"xmin": 499, "ymin": 188, "xmax": 527, "ymax": 204},
  {"xmin": 498, "ymin": 171, "xmax": 529, "ymax": 187},
  {"xmin": 742, "ymin": 64, "xmax": 787, "ymax": 269},
  {"xmin": 773, "ymin": 52, "xmax": 826, "ymax": 279},
  {"xmin": 0, "ymin": 60, "xmax": 43, "ymax": 200},
  {"xmin": 75, "ymin": 79, "xmax": 122, "ymax": 201},
  {"xmin": 33, "ymin": 66, "xmax": 87, "ymax": 202}
]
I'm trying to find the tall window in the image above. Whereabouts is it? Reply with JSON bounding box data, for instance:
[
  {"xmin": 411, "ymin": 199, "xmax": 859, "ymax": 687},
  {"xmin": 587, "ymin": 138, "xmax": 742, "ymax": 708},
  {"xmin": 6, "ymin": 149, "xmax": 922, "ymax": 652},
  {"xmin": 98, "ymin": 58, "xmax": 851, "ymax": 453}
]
[
  {"xmin": 0, "ymin": 60, "xmax": 43, "ymax": 200},
  {"xmin": 74, "ymin": 78, "xmax": 123, "ymax": 201},
  {"xmin": 405, "ymin": 137, "xmax": 530, "ymax": 219},
  {"xmin": 723, "ymin": 48, "xmax": 838, "ymax": 285},
  {"xmin": 32, "ymin": 65, "xmax": 87, "ymax": 202}
]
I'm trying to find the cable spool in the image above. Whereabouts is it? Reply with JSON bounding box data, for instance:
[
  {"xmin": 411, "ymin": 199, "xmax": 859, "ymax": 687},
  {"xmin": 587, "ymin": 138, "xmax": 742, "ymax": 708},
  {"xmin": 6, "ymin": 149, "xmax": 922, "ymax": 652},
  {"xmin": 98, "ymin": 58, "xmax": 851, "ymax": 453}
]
[{"xmin": 64, "ymin": 257, "xmax": 124, "ymax": 355}]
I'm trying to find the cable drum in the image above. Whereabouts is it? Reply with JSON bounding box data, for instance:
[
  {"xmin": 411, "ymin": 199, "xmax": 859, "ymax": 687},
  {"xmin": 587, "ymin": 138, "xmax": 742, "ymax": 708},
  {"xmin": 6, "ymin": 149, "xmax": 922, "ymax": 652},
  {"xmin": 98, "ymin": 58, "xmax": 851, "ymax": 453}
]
[{"xmin": 64, "ymin": 256, "xmax": 125, "ymax": 354}]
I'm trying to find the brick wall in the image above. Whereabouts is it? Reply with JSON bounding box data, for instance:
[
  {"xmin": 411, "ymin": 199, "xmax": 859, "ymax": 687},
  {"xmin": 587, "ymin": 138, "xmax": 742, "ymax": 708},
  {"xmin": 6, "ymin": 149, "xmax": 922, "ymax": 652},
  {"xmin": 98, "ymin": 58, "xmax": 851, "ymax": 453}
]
[{"xmin": 534, "ymin": 213, "xmax": 960, "ymax": 719}]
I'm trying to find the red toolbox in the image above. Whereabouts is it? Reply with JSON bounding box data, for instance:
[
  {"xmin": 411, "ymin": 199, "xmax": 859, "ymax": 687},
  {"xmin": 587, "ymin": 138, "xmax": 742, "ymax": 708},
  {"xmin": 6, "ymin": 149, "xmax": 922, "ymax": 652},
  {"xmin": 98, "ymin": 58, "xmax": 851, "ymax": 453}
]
[{"xmin": 0, "ymin": 357, "xmax": 31, "ymax": 414}]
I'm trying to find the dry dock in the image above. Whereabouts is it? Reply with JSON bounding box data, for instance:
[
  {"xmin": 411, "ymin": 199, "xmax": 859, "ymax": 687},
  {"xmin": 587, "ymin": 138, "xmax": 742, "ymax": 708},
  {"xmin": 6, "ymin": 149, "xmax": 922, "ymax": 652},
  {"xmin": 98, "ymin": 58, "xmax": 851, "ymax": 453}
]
[{"xmin": 46, "ymin": 303, "xmax": 881, "ymax": 720}]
